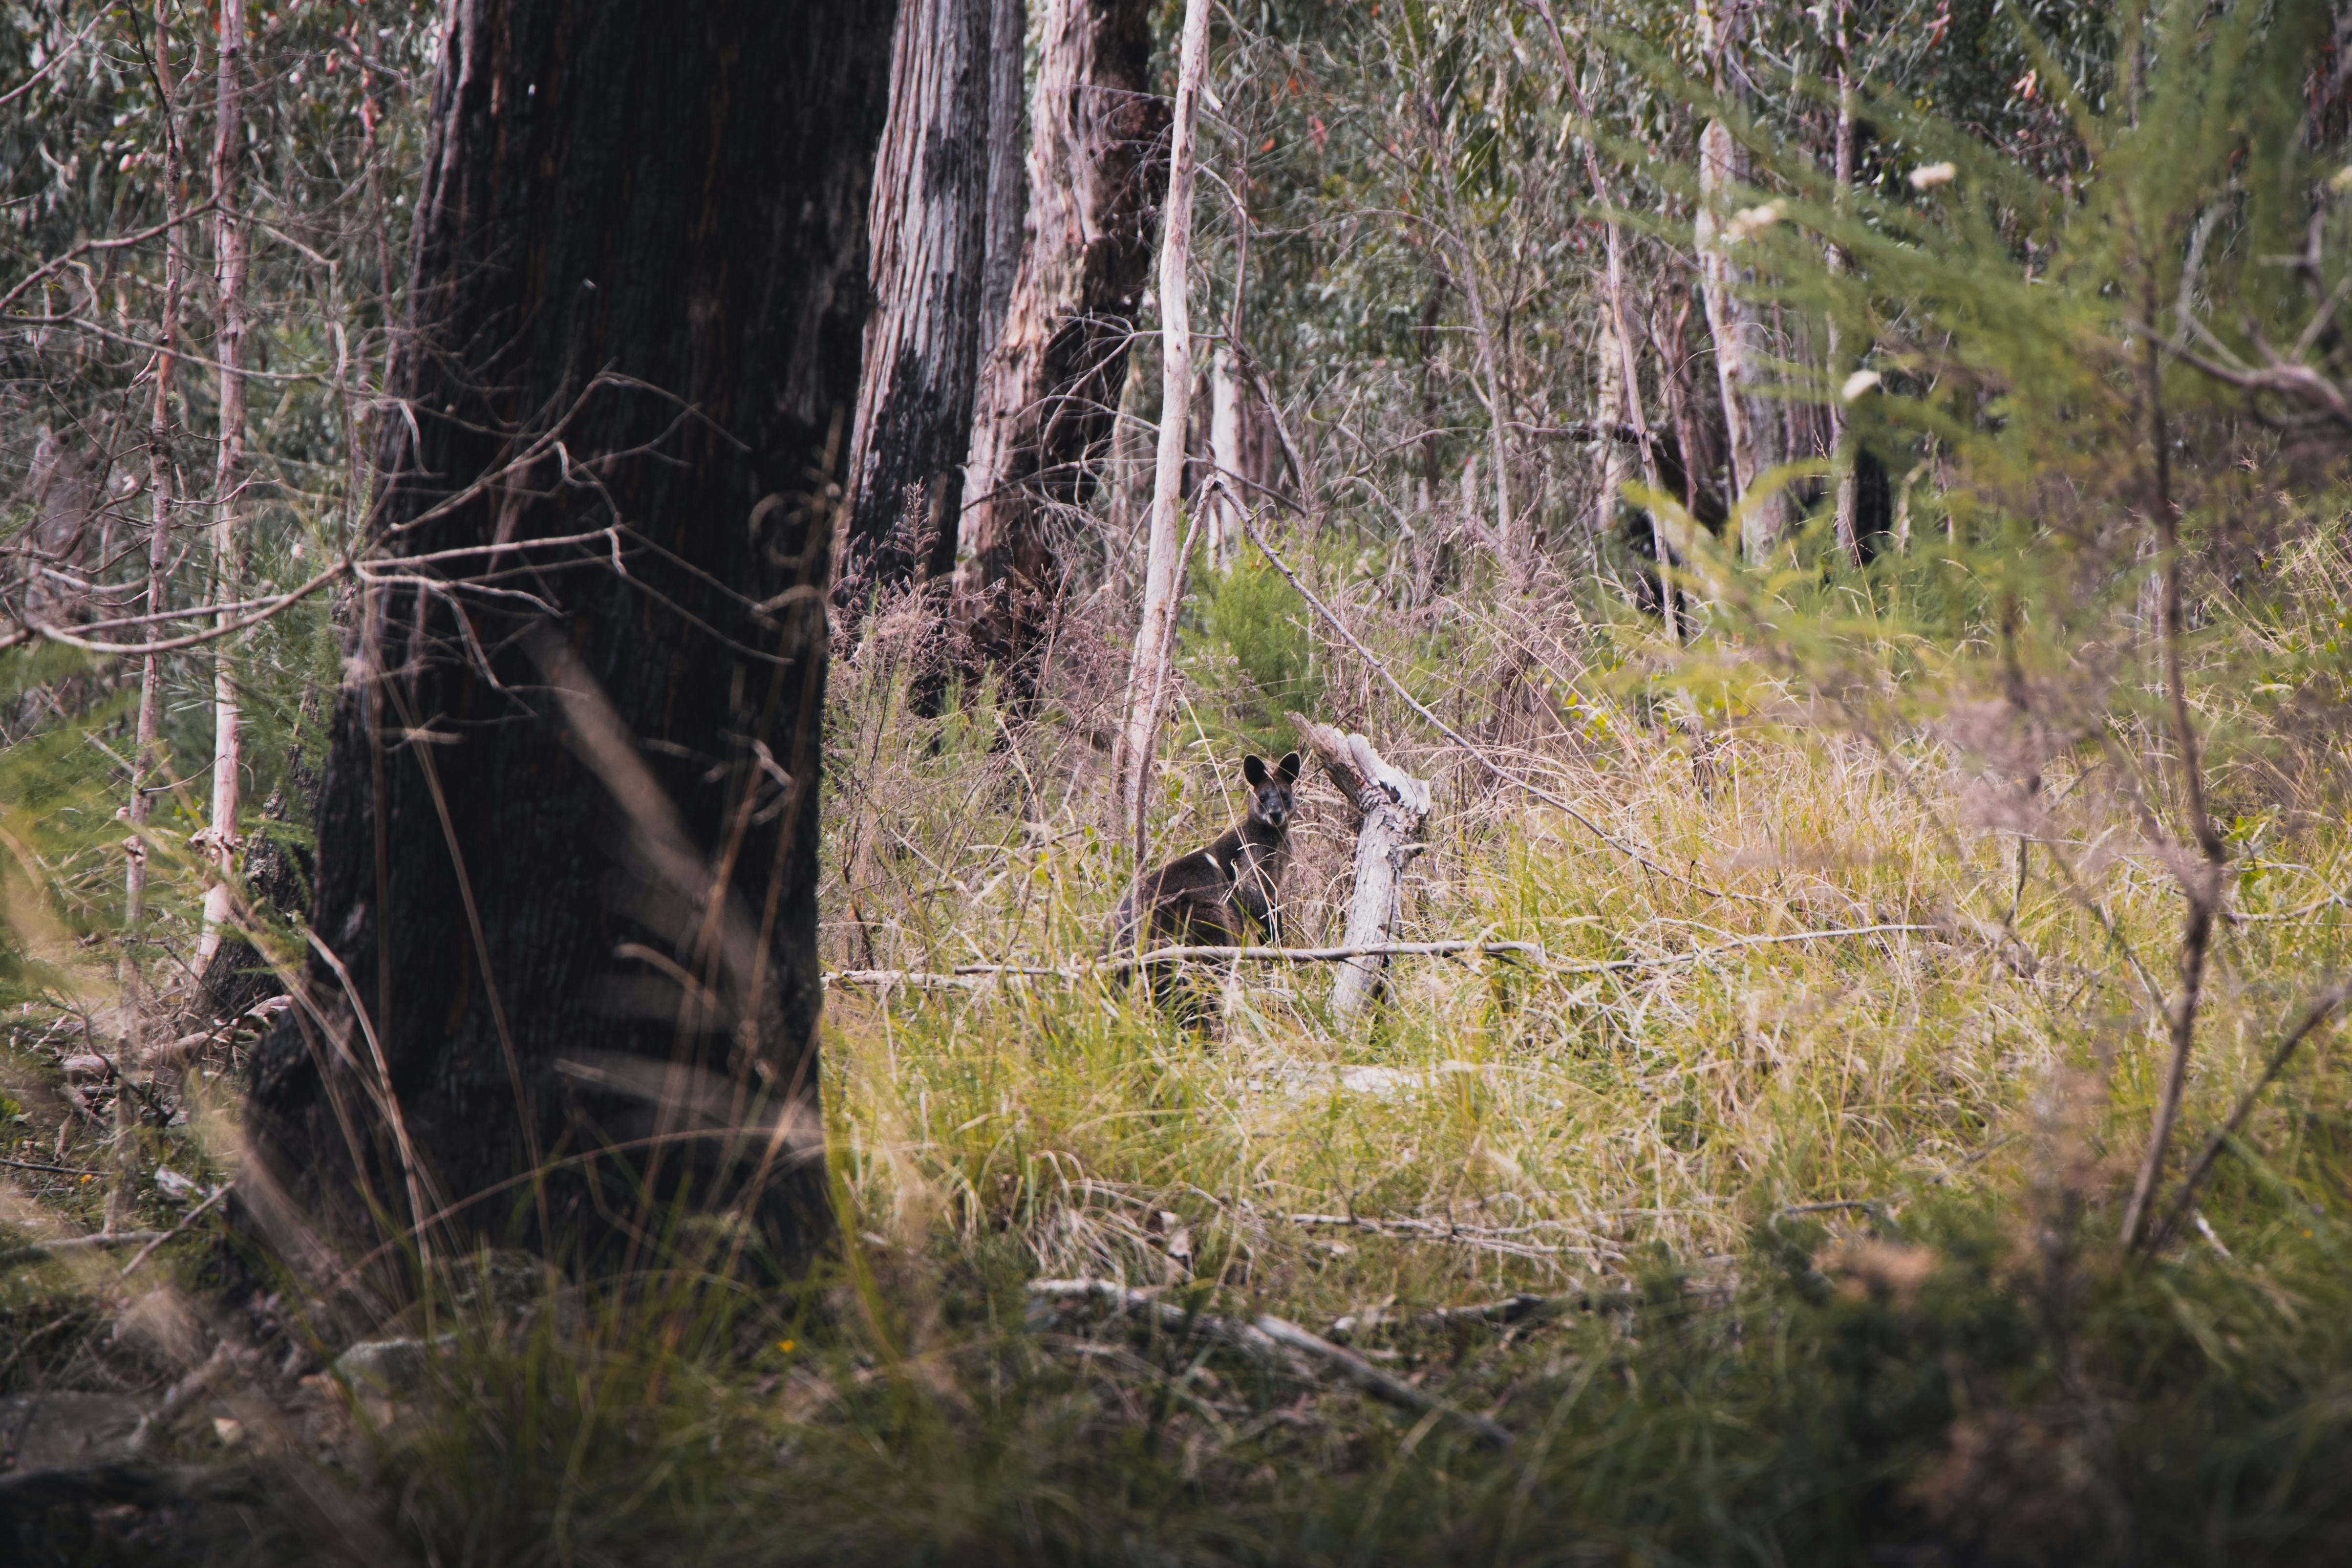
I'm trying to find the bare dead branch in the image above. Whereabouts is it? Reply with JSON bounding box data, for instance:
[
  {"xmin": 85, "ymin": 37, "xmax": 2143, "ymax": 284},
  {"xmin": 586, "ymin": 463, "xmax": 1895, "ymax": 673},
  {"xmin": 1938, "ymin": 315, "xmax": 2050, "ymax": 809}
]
[
  {"xmin": 2141, "ymin": 978, "xmax": 2352, "ymax": 1255},
  {"xmin": 1027, "ymin": 1277, "xmax": 1511, "ymax": 1448}
]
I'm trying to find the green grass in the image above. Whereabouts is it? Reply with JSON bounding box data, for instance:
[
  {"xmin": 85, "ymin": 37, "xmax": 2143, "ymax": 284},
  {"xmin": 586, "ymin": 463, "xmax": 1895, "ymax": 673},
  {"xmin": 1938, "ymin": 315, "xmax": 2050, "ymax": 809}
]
[{"xmin": 10, "ymin": 553, "xmax": 2352, "ymax": 1564}]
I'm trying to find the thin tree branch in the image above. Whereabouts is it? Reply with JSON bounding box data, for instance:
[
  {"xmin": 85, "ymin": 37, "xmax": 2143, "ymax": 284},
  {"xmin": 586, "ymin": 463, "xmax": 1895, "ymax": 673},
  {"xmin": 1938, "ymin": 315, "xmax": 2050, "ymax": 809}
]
[{"xmin": 2141, "ymin": 978, "xmax": 2352, "ymax": 1255}]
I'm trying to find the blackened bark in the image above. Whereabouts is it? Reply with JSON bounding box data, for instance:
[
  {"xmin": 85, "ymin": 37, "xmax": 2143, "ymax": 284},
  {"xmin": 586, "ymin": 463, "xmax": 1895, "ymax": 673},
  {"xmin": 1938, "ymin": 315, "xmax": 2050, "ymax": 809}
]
[
  {"xmin": 841, "ymin": 0, "xmax": 995, "ymax": 596},
  {"xmin": 978, "ymin": 0, "xmax": 1030, "ymax": 370},
  {"xmin": 246, "ymin": 0, "xmax": 891, "ymax": 1273},
  {"xmin": 954, "ymin": 0, "xmax": 1167, "ymax": 690}
]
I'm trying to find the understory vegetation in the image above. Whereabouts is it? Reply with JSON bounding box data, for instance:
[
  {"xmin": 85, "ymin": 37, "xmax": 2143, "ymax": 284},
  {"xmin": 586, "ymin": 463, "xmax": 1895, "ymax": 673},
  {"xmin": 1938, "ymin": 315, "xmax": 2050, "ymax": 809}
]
[{"xmin": 9, "ymin": 0, "xmax": 2352, "ymax": 1563}]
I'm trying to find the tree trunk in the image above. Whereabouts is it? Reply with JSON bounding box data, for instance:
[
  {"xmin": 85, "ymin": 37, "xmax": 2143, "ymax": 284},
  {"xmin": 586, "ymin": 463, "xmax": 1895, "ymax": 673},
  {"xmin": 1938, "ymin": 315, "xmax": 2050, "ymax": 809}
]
[
  {"xmin": 245, "ymin": 0, "xmax": 891, "ymax": 1274},
  {"xmin": 1695, "ymin": 117, "xmax": 1781, "ymax": 563},
  {"xmin": 1205, "ymin": 344, "xmax": 1243, "ymax": 569},
  {"xmin": 1603, "ymin": 222, "xmax": 1678, "ymax": 638},
  {"xmin": 195, "ymin": 0, "xmax": 248, "ymax": 975},
  {"xmin": 1691, "ymin": 5, "xmax": 1784, "ymax": 563},
  {"xmin": 839, "ymin": 0, "xmax": 995, "ymax": 600},
  {"xmin": 1826, "ymin": 2, "xmax": 1863, "ymax": 568},
  {"xmin": 1527, "ymin": 0, "xmax": 1673, "ymax": 623},
  {"xmin": 1451, "ymin": 252, "xmax": 1524, "ymax": 592},
  {"xmin": 953, "ymin": 0, "xmax": 1167, "ymax": 690},
  {"xmin": 127, "ymin": 0, "xmax": 185, "ymax": 936},
  {"xmin": 978, "ymin": 0, "xmax": 1029, "ymax": 371},
  {"xmin": 1590, "ymin": 314, "xmax": 1631, "ymax": 558},
  {"xmin": 1290, "ymin": 717, "xmax": 1430, "ymax": 1023},
  {"xmin": 1112, "ymin": 0, "xmax": 1212, "ymax": 849}
]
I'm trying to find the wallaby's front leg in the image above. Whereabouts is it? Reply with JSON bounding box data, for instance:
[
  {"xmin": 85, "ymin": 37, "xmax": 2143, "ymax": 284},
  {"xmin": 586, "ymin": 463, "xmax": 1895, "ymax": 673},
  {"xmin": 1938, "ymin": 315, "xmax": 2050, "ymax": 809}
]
[{"xmin": 1234, "ymin": 874, "xmax": 1275, "ymax": 944}]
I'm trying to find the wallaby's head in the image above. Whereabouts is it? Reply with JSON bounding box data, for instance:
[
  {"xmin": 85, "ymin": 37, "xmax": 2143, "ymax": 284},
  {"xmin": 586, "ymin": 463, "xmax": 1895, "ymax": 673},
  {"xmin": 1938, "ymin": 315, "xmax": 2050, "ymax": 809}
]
[{"xmin": 1242, "ymin": 751, "xmax": 1302, "ymax": 833}]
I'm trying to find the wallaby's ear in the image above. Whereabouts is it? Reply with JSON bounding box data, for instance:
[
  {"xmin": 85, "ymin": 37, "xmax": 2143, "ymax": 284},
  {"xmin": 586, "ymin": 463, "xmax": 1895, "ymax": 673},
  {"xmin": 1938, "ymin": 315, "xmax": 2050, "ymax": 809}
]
[
  {"xmin": 1242, "ymin": 754, "xmax": 1269, "ymax": 788},
  {"xmin": 1276, "ymin": 751, "xmax": 1302, "ymax": 783}
]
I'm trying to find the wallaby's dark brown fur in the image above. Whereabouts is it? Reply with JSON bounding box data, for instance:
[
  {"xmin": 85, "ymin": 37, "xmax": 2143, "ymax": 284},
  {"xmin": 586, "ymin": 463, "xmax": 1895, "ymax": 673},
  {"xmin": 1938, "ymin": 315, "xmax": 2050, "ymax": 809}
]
[{"xmin": 1108, "ymin": 751, "xmax": 1301, "ymax": 955}]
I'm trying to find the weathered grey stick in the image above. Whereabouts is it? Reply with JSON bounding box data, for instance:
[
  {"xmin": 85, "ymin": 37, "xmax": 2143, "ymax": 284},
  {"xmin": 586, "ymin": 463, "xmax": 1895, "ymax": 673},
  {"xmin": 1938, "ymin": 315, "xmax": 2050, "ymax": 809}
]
[
  {"xmin": 121, "ymin": 1182, "xmax": 233, "ymax": 1278},
  {"xmin": 824, "ymin": 924, "xmax": 1933, "ymax": 992},
  {"xmin": 825, "ymin": 942, "xmax": 1549, "ymax": 990},
  {"xmin": 0, "ymin": 1228, "xmax": 169, "ymax": 1265},
  {"xmin": 1026, "ymin": 1277, "xmax": 1511, "ymax": 1449}
]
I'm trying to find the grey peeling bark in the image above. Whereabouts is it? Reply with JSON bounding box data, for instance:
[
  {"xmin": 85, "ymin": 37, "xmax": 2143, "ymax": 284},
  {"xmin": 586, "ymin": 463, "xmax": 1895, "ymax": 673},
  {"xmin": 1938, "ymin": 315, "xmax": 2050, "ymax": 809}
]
[
  {"xmin": 246, "ymin": 0, "xmax": 891, "ymax": 1273},
  {"xmin": 954, "ymin": 0, "xmax": 1167, "ymax": 687},
  {"xmin": 841, "ymin": 0, "xmax": 995, "ymax": 595},
  {"xmin": 1291, "ymin": 716, "xmax": 1430, "ymax": 1023}
]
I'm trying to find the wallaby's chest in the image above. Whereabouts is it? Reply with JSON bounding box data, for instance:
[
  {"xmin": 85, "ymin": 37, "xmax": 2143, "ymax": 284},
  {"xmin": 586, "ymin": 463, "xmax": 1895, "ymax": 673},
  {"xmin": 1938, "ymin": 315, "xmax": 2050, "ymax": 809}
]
[{"xmin": 1219, "ymin": 830, "xmax": 1286, "ymax": 890}]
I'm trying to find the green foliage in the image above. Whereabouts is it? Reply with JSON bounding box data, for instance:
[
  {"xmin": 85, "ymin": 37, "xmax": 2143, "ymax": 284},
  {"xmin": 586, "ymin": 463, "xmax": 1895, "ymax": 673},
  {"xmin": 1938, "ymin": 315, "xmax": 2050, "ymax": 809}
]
[
  {"xmin": 1181, "ymin": 550, "xmax": 1321, "ymax": 755},
  {"xmin": 16, "ymin": 2, "xmax": 2352, "ymax": 1563}
]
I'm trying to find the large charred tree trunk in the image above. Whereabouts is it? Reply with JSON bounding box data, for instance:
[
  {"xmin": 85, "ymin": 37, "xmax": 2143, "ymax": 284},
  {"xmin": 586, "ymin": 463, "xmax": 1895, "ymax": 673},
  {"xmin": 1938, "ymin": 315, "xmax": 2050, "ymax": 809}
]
[
  {"xmin": 839, "ymin": 0, "xmax": 996, "ymax": 598},
  {"xmin": 246, "ymin": 0, "xmax": 891, "ymax": 1273},
  {"xmin": 953, "ymin": 0, "xmax": 1167, "ymax": 691}
]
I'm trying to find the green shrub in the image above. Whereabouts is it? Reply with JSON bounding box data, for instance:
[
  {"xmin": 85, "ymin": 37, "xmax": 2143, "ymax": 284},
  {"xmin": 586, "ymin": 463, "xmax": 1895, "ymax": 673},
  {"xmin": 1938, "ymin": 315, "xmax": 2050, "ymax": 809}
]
[{"xmin": 1181, "ymin": 553, "xmax": 1322, "ymax": 755}]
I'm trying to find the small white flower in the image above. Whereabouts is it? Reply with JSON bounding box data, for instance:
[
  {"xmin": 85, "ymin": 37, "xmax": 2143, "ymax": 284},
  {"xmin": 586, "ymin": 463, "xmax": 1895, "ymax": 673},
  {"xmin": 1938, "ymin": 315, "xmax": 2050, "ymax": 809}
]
[
  {"xmin": 1724, "ymin": 200, "xmax": 1787, "ymax": 243},
  {"xmin": 1841, "ymin": 369, "xmax": 1883, "ymax": 402},
  {"xmin": 1909, "ymin": 162, "xmax": 1958, "ymax": 191}
]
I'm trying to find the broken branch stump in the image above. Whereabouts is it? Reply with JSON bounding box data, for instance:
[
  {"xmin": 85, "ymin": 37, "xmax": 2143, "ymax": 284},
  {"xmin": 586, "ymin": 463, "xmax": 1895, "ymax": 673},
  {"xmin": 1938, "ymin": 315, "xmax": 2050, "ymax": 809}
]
[{"xmin": 1289, "ymin": 713, "xmax": 1432, "ymax": 1022}]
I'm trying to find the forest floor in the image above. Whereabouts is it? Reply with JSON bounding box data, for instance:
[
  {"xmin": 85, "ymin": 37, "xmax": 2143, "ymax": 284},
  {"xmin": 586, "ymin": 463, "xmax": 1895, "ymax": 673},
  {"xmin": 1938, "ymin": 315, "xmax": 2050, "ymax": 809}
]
[{"xmin": 6, "ymin": 578, "xmax": 2352, "ymax": 1564}]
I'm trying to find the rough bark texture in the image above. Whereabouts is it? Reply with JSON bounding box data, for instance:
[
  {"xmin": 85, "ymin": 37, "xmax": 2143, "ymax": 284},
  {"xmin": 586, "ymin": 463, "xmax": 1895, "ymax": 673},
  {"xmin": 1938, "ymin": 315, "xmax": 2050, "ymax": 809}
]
[
  {"xmin": 978, "ymin": 0, "xmax": 1029, "ymax": 371},
  {"xmin": 246, "ymin": 0, "xmax": 891, "ymax": 1273},
  {"xmin": 954, "ymin": 0, "xmax": 1167, "ymax": 687},
  {"xmin": 1290, "ymin": 717, "xmax": 1430, "ymax": 1023},
  {"xmin": 840, "ymin": 0, "xmax": 994, "ymax": 596}
]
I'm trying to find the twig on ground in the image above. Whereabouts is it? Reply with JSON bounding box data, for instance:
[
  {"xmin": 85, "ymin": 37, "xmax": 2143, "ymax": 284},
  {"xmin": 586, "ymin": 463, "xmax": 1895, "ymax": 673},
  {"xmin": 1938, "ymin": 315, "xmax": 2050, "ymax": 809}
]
[
  {"xmin": 1026, "ymin": 1278, "xmax": 1511, "ymax": 1448},
  {"xmin": 0, "ymin": 1157, "xmax": 99, "ymax": 1178},
  {"xmin": 1288, "ymin": 1212, "xmax": 1573, "ymax": 1247},
  {"xmin": 121, "ymin": 1183, "xmax": 232, "ymax": 1278},
  {"xmin": 127, "ymin": 1343, "xmax": 234, "ymax": 1456},
  {"xmin": 1329, "ymin": 1289, "xmax": 1646, "ymax": 1340},
  {"xmin": 0, "ymin": 1228, "xmax": 169, "ymax": 1260},
  {"xmin": 0, "ymin": 1458, "xmax": 260, "ymax": 1512},
  {"xmin": 826, "ymin": 924, "xmax": 1936, "ymax": 991}
]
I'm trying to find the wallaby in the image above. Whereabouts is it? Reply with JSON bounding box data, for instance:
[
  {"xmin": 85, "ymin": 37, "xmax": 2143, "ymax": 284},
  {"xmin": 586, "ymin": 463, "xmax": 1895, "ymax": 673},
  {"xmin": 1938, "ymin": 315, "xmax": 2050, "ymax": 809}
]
[{"xmin": 1107, "ymin": 751, "xmax": 1302, "ymax": 962}]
